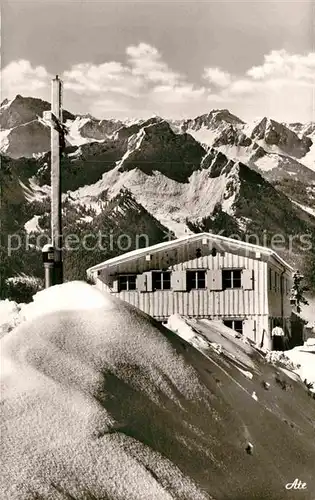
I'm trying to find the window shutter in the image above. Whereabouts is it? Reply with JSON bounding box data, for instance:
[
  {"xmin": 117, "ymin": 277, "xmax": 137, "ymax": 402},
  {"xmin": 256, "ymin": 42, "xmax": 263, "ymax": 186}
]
[
  {"xmin": 136, "ymin": 274, "xmax": 146, "ymax": 292},
  {"xmin": 144, "ymin": 271, "xmax": 153, "ymax": 292},
  {"xmin": 136, "ymin": 272, "xmax": 153, "ymax": 292},
  {"xmin": 242, "ymin": 269, "xmax": 254, "ymax": 290},
  {"xmin": 243, "ymin": 319, "xmax": 256, "ymax": 342},
  {"xmin": 112, "ymin": 278, "xmax": 119, "ymax": 293},
  {"xmin": 171, "ymin": 270, "xmax": 187, "ymax": 291},
  {"xmin": 99, "ymin": 268, "xmax": 110, "ymax": 283},
  {"xmin": 207, "ymin": 270, "xmax": 222, "ymax": 291}
]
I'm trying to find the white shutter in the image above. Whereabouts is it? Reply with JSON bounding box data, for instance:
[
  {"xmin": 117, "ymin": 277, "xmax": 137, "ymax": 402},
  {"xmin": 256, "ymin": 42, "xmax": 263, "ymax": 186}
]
[
  {"xmin": 242, "ymin": 269, "xmax": 254, "ymax": 290},
  {"xmin": 105, "ymin": 272, "xmax": 120, "ymax": 293},
  {"xmin": 144, "ymin": 271, "xmax": 153, "ymax": 292},
  {"xmin": 136, "ymin": 274, "xmax": 146, "ymax": 292},
  {"xmin": 112, "ymin": 278, "xmax": 119, "ymax": 293},
  {"xmin": 171, "ymin": 270, "xmax": 187, "ymax": 291},
  {"xmin": 243, "ymin": 319, "xmax": 256, "ymax": 342},
  {"xmin": 137, "ymin": 272, "xmax": 153, "ymax": 292},
  {"xmin": 207, "ymin": 270, "xmax": 222, "ymax": 291},
  {"xmin": 99, "ymin": 268, "xmax": 110, "ymax": 283}
]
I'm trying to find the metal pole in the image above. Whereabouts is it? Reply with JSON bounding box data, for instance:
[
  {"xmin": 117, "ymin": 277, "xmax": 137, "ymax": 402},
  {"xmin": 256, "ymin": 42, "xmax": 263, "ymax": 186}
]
[
  {"xmin": 42, "ymin": 244, "xmax": 55, "ymax": 288},
  {"xmin": 51, "ymin": 75, "xmax": 63, "ymax": 284},
  {"xmin": 44, "ymin": 263, "xmax": 55, "ymax": 288}
]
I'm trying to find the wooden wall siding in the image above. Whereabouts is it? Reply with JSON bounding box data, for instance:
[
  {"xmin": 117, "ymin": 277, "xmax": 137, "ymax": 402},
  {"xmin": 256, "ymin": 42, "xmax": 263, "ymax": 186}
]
[
  {"xmin": 107, "ymin": 239, "xmax": 269, "ymax": 276},
  {"xmin": 95, "ymin": 245, "xmax": 293, "ymax": 338},
  {"xmin": 267, "ymin": 262, "xmax": 292, "ymax": 319},
  {"xmin": 98, "ymin": 251, "xmax": 268, "ymax": 317},
  {"xmin": 243, "ymin": 316, "xmax": 270, "ymax": 344},
  {"xmin": 96, "ymin": 274, "xmax": 271, "ymax": 343}
]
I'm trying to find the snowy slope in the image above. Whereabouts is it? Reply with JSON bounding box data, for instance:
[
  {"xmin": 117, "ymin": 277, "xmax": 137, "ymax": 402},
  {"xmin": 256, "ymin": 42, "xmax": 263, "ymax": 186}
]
[
  {"xmin": 177, "ymin": 109, "xmax": 244, "ymax": 148},
  {"xmin": 185, "ymin": 114, "xmax": 315, "ymax": 179},
  {"xmin": 285, "ymin": 340, "xmax": 315, "ymax": 392},
  {"xmin": 24, "ymin": 214, "xmax": 41, "ymax": 233},
  {"xmin": 291, "ymin": 200, "xmax": 315, "ymax": 218},
  {"xmin": 0, "ymin": 95, "xmax": 123, "ymax": 156},
  {"xmin": 167, "ymin": 315, "xmax": 315, "ymax": 393},
  {"xmin": 65, "ymin": 117, "xmax": 99, "ymax": 146},
  {"xmin": 0, "ymin": 129, "xmax": 11, "ymax": 154},
  {"xmin": 2, "ymin": 282, "xmax": 315, "ymax": 500},
  {"xmin": 61, "ymin": 120, "xmax": 241, "ymax": 235},
  {"xmin": 68, "ymin": 160, "xmax": 240, "ymax": 237},
  {"xmin": 1, "ymin": 282, "xmax": 208, "ymax": 500},
  {"xmin": 65, "ymin": 116, "xmax": 123, "ymax": 146},
  {"xmin": 0, "ymin": 300, "xmax": 22, "ymax": 338}
]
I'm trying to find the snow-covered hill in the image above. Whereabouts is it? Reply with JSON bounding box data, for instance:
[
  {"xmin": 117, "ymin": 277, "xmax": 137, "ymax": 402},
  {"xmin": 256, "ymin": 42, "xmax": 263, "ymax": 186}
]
[{"xmin": 1, "ymin": 281, "xmax": 315, "ymax": 500}]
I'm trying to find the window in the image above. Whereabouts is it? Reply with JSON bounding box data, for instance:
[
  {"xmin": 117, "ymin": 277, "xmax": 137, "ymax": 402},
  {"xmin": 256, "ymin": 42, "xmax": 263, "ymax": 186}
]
[
  {"xmin": 118, "ymin": 274, "xmax": 136, "ymax": 291},
  {"xmin": 152, "ymin": 271, "xmax": 171, "ymax": 290},
  {"xmin": 222, "ymin": 269, "xmax": 242, "ymax": 290},
  {"xmin": 269, "ymin": 268, "xmax": 272, "ymax": 291},
  {"xmin": 223, "ymin": 319, "xmax": 243, "ymax": 334},
  {"xmin": 187, "ymin": 270, "xmax": 206, "ymax": 290}
]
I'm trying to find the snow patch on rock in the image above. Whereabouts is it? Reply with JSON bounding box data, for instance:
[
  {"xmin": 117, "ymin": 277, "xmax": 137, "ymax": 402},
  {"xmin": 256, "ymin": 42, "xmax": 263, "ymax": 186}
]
[
  {"xmin": 0, "ymin": 128, "xmax": 11, "ymax": 153},
  {"xmin": 267, "ymin": 343, "xmax": 315, "ymax": 393},
  {"xmin": 24, "ymin": 215, "xmax": 41, "ymax": 234},
  {"xmin": 68, "ymin": 158, "xmax": 240, "ymax": 237}
]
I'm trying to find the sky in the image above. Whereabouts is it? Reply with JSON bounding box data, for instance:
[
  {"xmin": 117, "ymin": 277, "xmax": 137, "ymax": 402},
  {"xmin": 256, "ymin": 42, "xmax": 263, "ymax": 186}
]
[{"xmin": 1, "ymin": 0, "xmax": 314, "ymax": 122}]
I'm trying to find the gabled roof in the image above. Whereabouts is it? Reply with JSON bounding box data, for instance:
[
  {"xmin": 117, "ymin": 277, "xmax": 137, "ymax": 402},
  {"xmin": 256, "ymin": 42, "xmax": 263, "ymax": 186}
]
[
  {"xmin": 87, "ymin": 233, "xmax": 294, "ymax": 274},
  {"xmin": 87, "ymin": 232, "xmax": 294, "ymax": 274}
]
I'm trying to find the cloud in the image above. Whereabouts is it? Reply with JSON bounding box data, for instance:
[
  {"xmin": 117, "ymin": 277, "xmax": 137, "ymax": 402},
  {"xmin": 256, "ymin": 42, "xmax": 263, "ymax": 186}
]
[
  {"xmin": 63, "ymin": 61, "xmax": 144, "ymax": 97},
  {"xmin": 228, "ymin": 79, "xmax": 256, "ymax": 95},
  {"xmin": 246, "ymin": 49, "xmax": 315, "ymax": 83},
  {"xmin": 1, "ymin": 47, "xmax": 314, "ymax": 121},
  {"xmin": 1, "ymin": 60, "xmax": 50, "ymax": 98},
  {"xmin": 126, "ymin": 43, "xmax": 181, "ymax": 85},
  {"xmin": 206, "ymin": 50, "xmax": 315, "ymax": 101},
  {"xmin": 62, "ymin": 43, "xmax": 209, "ymax": 117},
  {"xmin": 153, "ymin": 83, "xmax": 207, "ymax": 102},
  {"xmin": 61, "ymin": 43, "xmax": 186, "ymax": 110},
  {"xmin": 63, "ymin": 43, "xmax": 182, "ymax": 98},
  {"xmin": 203, "ymin": 67, "xmax": 231, "ymax": 88},
  {"xmin": 202, "ymin": 49, "xmax": 315, "ymax": 123}
]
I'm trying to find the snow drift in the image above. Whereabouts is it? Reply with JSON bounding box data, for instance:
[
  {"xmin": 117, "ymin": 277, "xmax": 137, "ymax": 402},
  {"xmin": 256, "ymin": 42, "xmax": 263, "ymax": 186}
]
[
  {"xmin": 267, "ymin": 339, "xmax": 315, "ymax": 393},
  {"xmin": 1, "ymin": 282, "xmax": 315, "ymax": 500}
]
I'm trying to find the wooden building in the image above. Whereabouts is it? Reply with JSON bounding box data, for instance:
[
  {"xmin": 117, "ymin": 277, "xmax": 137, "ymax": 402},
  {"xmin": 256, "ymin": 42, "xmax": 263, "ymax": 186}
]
[{"xmin": 87, "ymin": 233, "xmax": 294, "ymax": 349}]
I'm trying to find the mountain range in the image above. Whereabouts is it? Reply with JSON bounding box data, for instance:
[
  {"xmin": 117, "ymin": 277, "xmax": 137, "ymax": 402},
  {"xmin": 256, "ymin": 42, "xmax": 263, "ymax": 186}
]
[{"xmin": 1, "ymin": 95, "xmax": 315, "ymax": 295}]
